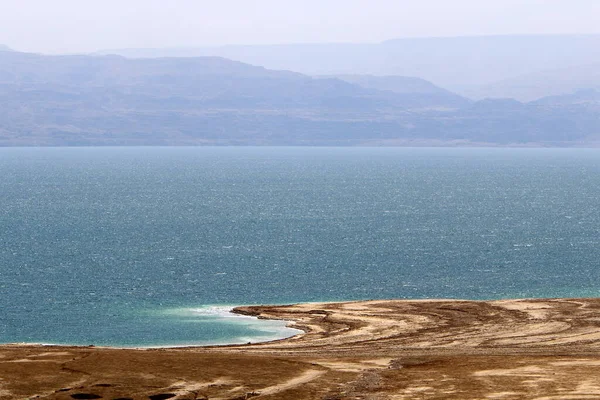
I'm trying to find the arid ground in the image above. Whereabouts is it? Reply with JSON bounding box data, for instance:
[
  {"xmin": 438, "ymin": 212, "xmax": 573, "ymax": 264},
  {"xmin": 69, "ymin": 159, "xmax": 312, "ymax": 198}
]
[{"xmin": 4, "ymin": 298, "xmax": 600, "ymax": 399}]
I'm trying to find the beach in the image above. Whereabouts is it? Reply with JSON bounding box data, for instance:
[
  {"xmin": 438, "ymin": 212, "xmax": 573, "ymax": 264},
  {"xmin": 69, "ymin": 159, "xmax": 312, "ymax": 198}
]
[{"xmin": 3, "ymin": 298, "xmax": 600, "ymax": 399}]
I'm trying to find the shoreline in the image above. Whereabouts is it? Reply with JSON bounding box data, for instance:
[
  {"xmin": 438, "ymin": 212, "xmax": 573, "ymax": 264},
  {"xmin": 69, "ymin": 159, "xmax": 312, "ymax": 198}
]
[
  {"xmin": 0, "ymin": 305, "xmax": 305, "ymax": 351},
  {"xmin": 3, "ymin": 296, "xmax": 600, "ymax": 351},
  {"xmin": 4, "ymin": 297, "xmax": 600, "ymax": 399},
  {"xmin": 0, "ymin": 298, "xmax": 465, "ymax": 350}
]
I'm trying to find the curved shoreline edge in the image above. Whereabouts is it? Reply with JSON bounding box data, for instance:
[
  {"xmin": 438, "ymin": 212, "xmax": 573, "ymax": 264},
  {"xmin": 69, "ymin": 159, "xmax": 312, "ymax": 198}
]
[
  {"xmin": 1, "ymin": 305, "xmax": 304, "ymax": 349},
  {"xmin": 4, "ymin": 298, "xmax": 600, "ymax": 399},
  {"xmin": 5, "ymin": 297, "xmax": 600, "ymax": 351},
  {"xmin": 227, "ymin": 297, "xmax": 600, "ymax": 354}
]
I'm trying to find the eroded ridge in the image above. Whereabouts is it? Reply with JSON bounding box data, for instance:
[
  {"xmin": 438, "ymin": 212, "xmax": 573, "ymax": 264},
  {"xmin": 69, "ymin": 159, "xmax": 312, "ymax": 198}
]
[{"xmin": 232, "ymin": 298, "xmax": 600, "ymax": 354}]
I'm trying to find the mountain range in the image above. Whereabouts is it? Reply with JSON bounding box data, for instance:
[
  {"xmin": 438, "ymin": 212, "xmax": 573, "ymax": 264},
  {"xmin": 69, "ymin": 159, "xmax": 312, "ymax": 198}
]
[
  {"xmin": 1, "ymin": 45, "xmax": 599, "ymax": 146},
  {"xmin": 464, "ymin": 63, "xmax": 600, "ymax": 102},
  {"xmin": 97, "ymin": 34, "xmax": 600, "ymax": 101}
]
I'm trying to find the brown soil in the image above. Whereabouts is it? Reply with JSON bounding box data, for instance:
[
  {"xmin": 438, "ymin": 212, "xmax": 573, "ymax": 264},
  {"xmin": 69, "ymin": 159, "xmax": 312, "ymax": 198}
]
[{"xmin": 3, "ymin": 298, "xmax": 600, "ymax": 399}]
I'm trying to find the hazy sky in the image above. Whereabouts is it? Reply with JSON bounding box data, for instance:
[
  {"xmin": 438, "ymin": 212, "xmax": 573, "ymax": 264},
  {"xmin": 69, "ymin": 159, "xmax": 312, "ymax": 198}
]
[{"xmin": 1, "ymin": 0, "xmax": 599, "ymax": 54}]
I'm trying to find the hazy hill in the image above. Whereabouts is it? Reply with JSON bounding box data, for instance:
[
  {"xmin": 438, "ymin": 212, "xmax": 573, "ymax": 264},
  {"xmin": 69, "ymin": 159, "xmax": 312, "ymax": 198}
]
[
  {"xmin": 0, "ymin": 44, "xmax": 12, "ymax": 52},
  {"xmin": 331, "ymin": 74, "xmax": 470, "ymax": 109},
  {"xmin": 532, "ymin": 89, "xmax": 600, "ymax": 106},
  {"xmin": 0, "ymin": 50, "xmax": 468, "ymax": 111},
  {"xmin": 0, "ymin": 50, "xmax": 304, "ymax": 86},
  {"xmin": 1, "ymin": 50, "xmax": 599, "ymax": 146},
  {"xmin": 466, "ymin": 64, "xmax": 600, "ymax": 102},
  {"xmin": 97, "ymin": 34, "xmax": 600, "ymax": 90},
  {"xmin": 332, "ymin": 75, "xmax": 452, "ymax": 94}
]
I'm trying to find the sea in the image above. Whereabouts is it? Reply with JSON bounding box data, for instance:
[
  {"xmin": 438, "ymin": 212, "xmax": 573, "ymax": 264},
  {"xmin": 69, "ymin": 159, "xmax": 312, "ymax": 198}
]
[{"xmin": 1, "ymin": 146, "xmax": 600, "ymax": 347}]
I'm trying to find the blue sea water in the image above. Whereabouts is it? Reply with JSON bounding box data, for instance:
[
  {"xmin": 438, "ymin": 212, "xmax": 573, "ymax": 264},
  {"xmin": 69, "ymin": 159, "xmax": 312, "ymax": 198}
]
[{"xmin": 2, "ymin": 146, "xmax": 600, "ymax": 347}]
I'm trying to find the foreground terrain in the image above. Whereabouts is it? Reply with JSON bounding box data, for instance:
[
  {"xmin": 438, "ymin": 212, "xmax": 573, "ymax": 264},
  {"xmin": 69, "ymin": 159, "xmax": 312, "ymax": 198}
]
[{"xmin": 3, "ymin": 298, "xmax": 600, "ymax": 399}]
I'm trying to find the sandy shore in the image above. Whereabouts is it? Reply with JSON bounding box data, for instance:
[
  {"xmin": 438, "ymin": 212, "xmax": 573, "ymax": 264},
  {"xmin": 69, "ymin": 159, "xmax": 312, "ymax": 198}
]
[{"xmin": 3, "ymin": 298, "xmax": 600, "ymax": 399}]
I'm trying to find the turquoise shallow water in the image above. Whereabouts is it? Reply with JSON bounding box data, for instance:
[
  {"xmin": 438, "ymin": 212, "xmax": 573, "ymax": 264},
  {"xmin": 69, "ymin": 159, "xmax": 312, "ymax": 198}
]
[{"xmin": 2, "ymin": 147, "xmax": 600, "ymax": 346}]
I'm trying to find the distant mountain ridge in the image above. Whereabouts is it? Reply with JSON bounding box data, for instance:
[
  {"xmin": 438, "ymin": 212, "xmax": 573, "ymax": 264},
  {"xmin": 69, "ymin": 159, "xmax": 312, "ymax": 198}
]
[
  {"xmin": 0, "ymin": 50, "xmax": 468, "ymax": 110},
  {"xmin": 0, "ymin": 49, "xmax": 599, "ymax": 146},
  {"xmin": 532, "ymin": 89, "xmax": 600, "ymax": 106},
  {"xmin": 0, "ymin": 51, "xmax": 304, "ymax": 85},
  {"xmin": 96, "ymin": 34, "xmax": 600, "ymax": 95},
  {"xmin": 329, "ymin": 75, "xmax": 451, "ymax": 94},
  {"xmin": 465, "ymin": 63, "xmax": 600, "ymax": 102},
  {"xmin": 331, "ymin": 74, "xmax": 469, "ymax": 109}
]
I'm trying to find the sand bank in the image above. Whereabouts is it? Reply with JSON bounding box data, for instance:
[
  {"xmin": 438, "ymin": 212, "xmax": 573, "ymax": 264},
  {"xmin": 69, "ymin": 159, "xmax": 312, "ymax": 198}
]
[{"xmin": 3, "ymin": 298, "xmax": 600, "ymax": 399}]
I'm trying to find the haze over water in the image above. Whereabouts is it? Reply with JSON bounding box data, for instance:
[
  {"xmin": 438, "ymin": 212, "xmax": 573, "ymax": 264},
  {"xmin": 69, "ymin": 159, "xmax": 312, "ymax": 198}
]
[{"xmin": 2, "ymin": 147, "xmax": 600, "ymax": 346}]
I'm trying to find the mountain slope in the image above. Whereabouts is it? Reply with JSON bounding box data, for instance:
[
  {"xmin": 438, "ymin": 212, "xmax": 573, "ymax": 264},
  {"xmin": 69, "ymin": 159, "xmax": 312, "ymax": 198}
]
[
  {"xmin": 332, "ymin": 75, "xmax": 450, "ymax": 94},
  {"xmin": 0, "ymin": 51, "xmax": 425, "ymax": 111},
  {"xmin": 468, "ymin": 64, "xmax": 600, "ymax": 102},
  {"xmin": 97, "ymin": 34, "xmax": 600, "ymax": 88},
  {"xmin": 0, "ymin": 50, "xmax": 474, "ymax": 111},
  {"xmin": 532, "ymin": 89, "xmax": 600, "ymax": 106},
  {"xmin": 331, "ymin": 74, "xmax": 470, "ymax": 108},
  {"xmin": 1, "ymin": 50, "xmax": 599, "ymax": 146}
]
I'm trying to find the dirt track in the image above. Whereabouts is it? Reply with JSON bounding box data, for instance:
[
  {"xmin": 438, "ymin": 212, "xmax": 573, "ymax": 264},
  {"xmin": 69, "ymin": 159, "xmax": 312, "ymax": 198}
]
[{"xmin": 3, "ymin": 298, "xmax": 600, "ymax": 399}]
